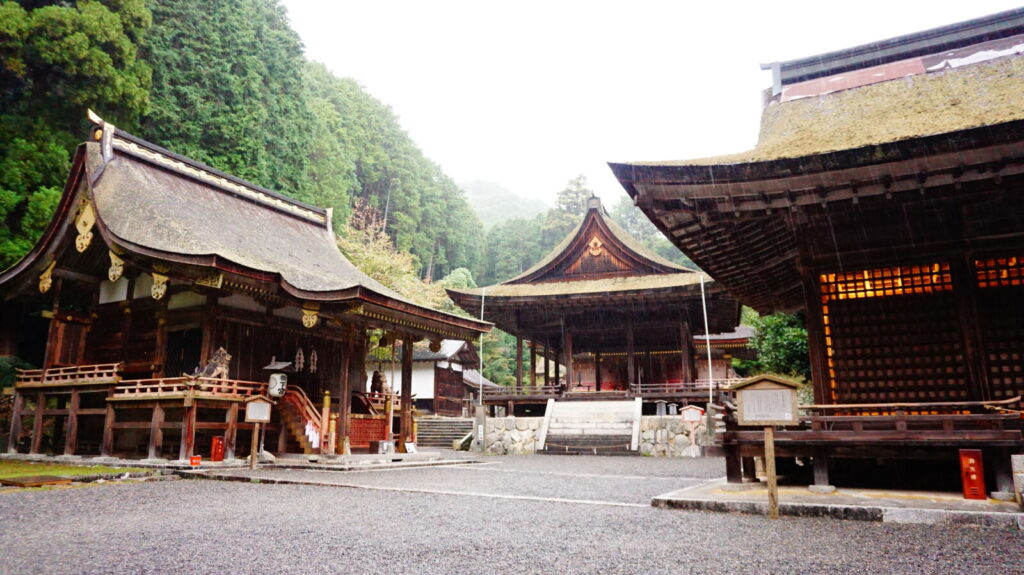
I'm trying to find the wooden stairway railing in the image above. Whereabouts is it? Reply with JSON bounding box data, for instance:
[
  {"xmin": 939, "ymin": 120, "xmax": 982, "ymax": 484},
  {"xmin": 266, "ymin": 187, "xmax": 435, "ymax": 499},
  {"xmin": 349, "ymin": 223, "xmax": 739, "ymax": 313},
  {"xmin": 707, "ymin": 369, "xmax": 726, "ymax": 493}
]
[{"xmin": 279, "ymin": 387, "xmax": 334, "ymax": 454}]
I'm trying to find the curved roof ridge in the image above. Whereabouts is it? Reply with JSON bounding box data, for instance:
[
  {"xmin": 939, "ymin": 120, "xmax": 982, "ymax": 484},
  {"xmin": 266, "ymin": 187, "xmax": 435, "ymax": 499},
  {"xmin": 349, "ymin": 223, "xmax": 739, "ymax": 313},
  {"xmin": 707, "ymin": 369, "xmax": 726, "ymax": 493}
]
[{"xmin": 500, "ymin": 198, "xmax": 692, "ymax": 285}]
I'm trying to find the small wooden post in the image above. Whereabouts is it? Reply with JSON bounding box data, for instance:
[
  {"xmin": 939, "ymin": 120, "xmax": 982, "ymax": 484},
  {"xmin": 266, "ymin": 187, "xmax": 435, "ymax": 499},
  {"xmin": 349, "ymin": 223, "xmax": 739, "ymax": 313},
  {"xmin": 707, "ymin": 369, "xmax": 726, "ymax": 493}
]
[
  {"xmin": 765, "ymin": 426, "xmax": 779, "ymax": 520},
  {"xmin": 250, "ymin": 422, "xmax": 260, "ymax": 470}
]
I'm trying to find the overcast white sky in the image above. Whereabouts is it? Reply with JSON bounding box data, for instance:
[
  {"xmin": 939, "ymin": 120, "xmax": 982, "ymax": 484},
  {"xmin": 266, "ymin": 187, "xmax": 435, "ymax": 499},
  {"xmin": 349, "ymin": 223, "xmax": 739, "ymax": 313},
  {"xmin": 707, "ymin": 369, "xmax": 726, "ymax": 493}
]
[{"xmin": 282, "ymin": 1, "xmax": 1023, "ymax": 205}]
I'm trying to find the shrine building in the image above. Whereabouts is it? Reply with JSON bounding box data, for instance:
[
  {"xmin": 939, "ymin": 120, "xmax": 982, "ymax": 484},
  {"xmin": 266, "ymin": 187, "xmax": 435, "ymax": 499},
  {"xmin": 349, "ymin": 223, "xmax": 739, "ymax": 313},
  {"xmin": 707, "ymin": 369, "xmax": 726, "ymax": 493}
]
[
  {"xmin": 610, "ymin": 9, "xmax": 1024, "ymax": 491},
  {"xmin": 0, "ymin": 113, "xmax": 490, "ymax": 460}
]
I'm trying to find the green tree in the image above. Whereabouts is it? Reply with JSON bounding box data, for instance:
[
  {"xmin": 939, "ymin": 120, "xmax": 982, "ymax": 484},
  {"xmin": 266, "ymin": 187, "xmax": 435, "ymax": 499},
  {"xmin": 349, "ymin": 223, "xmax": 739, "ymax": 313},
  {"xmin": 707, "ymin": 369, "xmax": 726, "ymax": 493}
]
[
  {"xmin": 739, "ymin": 311, "xmax": 811, "ymax": 382},
  {"xmin": 541, "ymin": 175, "xmax": 591, "ymax": 248},
  {"xmin": 0, "ymin": 0, "xmax": 152, "ymax": 269}
]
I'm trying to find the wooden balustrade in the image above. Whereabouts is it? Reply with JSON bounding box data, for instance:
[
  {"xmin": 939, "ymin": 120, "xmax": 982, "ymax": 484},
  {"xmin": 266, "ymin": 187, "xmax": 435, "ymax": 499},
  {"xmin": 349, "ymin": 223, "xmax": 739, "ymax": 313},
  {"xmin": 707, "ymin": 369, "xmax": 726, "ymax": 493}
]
[
  {"xmin": 110, "ymin": 377, "xmax": 267, "ymax": 401},
  {"xmin": 15, "ymin": 363, "xmax": 122, "ymax": 388}
]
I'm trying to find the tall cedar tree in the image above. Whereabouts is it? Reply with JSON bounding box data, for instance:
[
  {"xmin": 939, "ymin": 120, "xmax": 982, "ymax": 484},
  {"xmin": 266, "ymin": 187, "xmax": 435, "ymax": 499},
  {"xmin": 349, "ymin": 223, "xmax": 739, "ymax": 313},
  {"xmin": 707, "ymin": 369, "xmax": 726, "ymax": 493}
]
[{"xmin": 0, "ymin": 0, "xmax": 151, "ymax": 268}]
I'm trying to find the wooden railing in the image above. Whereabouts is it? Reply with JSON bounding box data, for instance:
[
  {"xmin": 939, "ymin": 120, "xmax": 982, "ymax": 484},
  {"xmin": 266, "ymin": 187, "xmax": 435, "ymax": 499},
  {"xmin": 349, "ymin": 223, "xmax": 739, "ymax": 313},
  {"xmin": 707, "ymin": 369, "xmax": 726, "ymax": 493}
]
[
  {"xmin": 630, "ymin": 379, "xmax": 742, "ymax": 396},
  {"xmin": 111, "ymin": 377, "xmax": 266, "ymax": 400},
  {"xmin": 362, "ymin": 391, "xmax": 407, "ymax": 412},
  {"xmin": 16, "ymin": 363, "xmax": 122, "ymax": 388},
  {"xmin": 482, "ymin": 385, "xmax": 561, "ymax": 399},
  {"xmin": 797, "ymin": 396, "xmax": 1023, "ymax": 433}
]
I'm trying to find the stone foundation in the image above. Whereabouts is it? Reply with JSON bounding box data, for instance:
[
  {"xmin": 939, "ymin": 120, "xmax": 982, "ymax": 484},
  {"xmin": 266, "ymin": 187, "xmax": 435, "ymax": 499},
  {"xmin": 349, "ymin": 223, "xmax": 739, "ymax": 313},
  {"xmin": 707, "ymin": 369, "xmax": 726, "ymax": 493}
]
[
  {"xmin": 484, "ymin": 416, "xmax": 543, "ymax": 455},
  {"xmin": 639, "ymin": 416, "xmax": 708, "ymax": 457}
]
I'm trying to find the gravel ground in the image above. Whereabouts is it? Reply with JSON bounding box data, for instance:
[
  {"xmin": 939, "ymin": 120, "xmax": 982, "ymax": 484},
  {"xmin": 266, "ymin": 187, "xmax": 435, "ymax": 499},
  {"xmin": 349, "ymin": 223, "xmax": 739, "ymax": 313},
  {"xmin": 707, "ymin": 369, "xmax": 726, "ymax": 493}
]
[
  {"xmin": 218, "ymin": 454, "xmax": 721, "ymax": 505},
  {"xmin": 0, "ymin": 456, "xmax": 1021, "ymax": 575}
]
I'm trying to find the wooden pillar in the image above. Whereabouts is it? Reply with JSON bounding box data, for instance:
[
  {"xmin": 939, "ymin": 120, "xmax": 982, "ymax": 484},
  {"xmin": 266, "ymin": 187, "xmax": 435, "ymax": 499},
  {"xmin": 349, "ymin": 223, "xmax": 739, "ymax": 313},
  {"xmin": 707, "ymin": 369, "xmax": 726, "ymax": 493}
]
[
  {"xmin": 199, "ymin": 295, "xmax": 219, "ymax": 364},
  {"xmin": 179, "ymin": 401, "xmax": 197, "ymax": 460},
  {"xmin": 544, "ymin": 346, "xmax": 550, "ymax": 386},
  {"xmin": 813, "ymin": 453, "xmax": 831, "ymax": 487},
  {"xmin": 7, "ymin": 391, "xmax": 24, "ymax": 453},
  {"xmin": 339, "ymin": 334, "xmax": 353, "ymax": 440},
  {"xmin": 63, "ymin": 389, "xmax": 80, "ymax": 455},
  {"xmin": 680, "ymin": 321, "xmax": 695, "ymax": 384},
  {"xmin": 797, "ymin": 239, "xmax": 830, "ymax": 405},
  {"xmin": 399, "ymin": 337, "xmax": 413, "ymax": 447},
  {"xmin": 42, "ymin": 278, "xmax": 63, "ymax": 369},
  {"xmin": 515, "ymin": 336, "xmax": 524, "ymax": 391},
  {"xmin": 147, "ymin": 404, "xmax": 164, "ymax": 459},
  {"xmin": 952, "ymin": 256, "xmax": 991, "ymax": 401},
  {"xmin": 563, "ymin": 330, "xmax": 574, "ymax": 391},
  {"xmin": 224, "ymin": 403, "xmax": 238, "ymax": 459},
  {"xmin": 626, "ymin": 316, "xmax": 636, "ymax": 389},
  {"xmin": 529, "ymin": 341, "xmax": 536, "ymax": 387},
  {"xmin": 741, "ymin": 457, "xmax": 757, "ymax": 482},
  {"xmin": 594, "ymin": 352, "xmax": 602, "ymax": 391},
  {"xmin": 725, "ymin": 444, "xmax": 743, "ymax": 483},
  {"xmin": 30, "ymin": 392, "xmax": 45, "ymax": 454},
  {"xmin": 101, "ymin": 398, "xmax": 115, "ymax": 457}
]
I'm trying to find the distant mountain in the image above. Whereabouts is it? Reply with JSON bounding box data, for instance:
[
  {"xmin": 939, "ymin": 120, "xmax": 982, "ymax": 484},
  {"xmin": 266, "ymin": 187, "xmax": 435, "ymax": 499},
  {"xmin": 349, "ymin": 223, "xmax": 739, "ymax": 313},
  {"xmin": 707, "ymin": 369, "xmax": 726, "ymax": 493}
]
[{"xmin": 461, "ymin": 180, "xmax": 549, "ymax": 227}]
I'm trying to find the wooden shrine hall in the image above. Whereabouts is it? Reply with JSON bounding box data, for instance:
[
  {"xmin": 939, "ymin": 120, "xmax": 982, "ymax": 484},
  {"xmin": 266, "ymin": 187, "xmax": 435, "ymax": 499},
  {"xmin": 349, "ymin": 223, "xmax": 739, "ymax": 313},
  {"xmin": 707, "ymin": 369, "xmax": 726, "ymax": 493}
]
[
  {"xmin": 610, "ymin": 9, "xmax": 1024, "ymax": 492},
  {"xmin": 447, "ymin": 196, "xmax": 742, "ymax": 412},
  {"xmin": 0, "ymin": 112, "xmax": 489, "ymax": 460}
]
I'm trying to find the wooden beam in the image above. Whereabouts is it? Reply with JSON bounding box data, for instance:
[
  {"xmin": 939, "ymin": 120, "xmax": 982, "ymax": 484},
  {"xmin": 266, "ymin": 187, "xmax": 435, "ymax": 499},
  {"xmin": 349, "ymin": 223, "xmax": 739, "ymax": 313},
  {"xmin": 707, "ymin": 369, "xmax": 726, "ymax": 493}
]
[{"xmin": 63, "ymin": 389, "xmax": 79, "ymax": 456}]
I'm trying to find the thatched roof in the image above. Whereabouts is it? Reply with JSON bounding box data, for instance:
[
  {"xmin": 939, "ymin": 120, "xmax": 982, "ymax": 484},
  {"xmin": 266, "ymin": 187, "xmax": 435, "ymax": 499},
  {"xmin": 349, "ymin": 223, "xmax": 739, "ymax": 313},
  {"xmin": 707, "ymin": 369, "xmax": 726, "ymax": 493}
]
[
  {"xmin": 631, "ymin": 52, "xmax": 1024, "ymax": 167},
  {"xmin": 609, "ymin": 16, "xmax": 1024, "ymax": 314}
]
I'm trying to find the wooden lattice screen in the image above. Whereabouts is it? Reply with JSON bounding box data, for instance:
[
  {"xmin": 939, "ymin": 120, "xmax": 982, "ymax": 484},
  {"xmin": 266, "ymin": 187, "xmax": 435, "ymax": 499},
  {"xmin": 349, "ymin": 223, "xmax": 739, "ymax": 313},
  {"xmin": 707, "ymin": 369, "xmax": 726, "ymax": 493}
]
[
  {"xmin": 819, "ymin": 263, "xmax": 967, "ymax": 403},
  {"xmin": 975, "ymin": 256, "xmax": 1024, "ymax": 400}
]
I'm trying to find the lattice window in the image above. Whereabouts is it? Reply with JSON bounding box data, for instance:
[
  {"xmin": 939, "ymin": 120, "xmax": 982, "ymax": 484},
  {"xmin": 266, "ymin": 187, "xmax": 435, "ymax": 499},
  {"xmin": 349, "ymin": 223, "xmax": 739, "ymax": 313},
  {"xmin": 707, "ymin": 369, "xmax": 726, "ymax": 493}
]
[
  {"xmin": 820, "ymin": 263, "xmax": 952, "ymax": 302},
  {"xmin": 975, "ymin": 256, "xmax": 1024, "ymax": 288}
]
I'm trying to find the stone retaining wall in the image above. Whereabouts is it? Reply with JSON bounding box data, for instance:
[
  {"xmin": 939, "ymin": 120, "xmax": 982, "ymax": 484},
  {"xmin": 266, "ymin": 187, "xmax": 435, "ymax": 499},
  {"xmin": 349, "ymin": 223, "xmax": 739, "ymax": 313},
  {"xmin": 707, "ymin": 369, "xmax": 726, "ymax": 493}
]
[
  {"xmin": 481, "ymin": 415, "xmax": 710, "ymax": 457},
  {"xmin": 639, "ymin": 416, "xmax": 709, "ymax": 457},
  {"xmin": 484, "ymin": 416, "xmax": 543, "ymax": 455}
]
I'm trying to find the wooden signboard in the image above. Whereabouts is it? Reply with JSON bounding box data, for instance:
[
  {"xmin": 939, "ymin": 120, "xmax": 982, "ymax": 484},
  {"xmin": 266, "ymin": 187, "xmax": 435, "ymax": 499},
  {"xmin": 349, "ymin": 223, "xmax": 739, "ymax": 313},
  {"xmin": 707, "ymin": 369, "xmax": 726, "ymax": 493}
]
[
  {"xmin": 733, "ymin": 376, "xmax": 799, "ymax": 427},
  {"xmin": 245, "ymin": 400, "xmax": 272, "ymax": 423},
  {"xmin": 729, "ymin": 375, "xmax": 802, "ymax": 520}
]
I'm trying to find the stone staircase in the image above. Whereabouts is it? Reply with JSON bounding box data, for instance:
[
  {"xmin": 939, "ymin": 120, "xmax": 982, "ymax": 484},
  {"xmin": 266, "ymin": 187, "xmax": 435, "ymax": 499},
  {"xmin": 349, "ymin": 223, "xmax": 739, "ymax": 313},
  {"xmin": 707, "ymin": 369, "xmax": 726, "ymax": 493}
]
[
  {"xmin": 416, "ymin": 417, "xmax": 474, "ymax": 448},
  {"xmin": 541, "ymin": 399, "xmax": 639, "ymax": 456}
]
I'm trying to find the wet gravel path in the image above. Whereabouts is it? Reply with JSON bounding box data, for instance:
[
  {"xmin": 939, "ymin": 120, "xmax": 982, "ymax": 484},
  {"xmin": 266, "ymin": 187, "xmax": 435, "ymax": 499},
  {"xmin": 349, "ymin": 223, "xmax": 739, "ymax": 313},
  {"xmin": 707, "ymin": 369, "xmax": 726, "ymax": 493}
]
[{"xmin": 1, "ymin": 456, "xmax": 1020, "ymax": 575}]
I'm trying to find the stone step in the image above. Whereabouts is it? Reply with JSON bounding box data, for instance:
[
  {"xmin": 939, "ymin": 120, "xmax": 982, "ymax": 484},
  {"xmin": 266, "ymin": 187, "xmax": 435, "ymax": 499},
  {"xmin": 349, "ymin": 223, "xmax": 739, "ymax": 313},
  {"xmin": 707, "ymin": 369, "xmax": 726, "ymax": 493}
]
[{"xmin": 542, "ymin": 434, "xmax": 635, "ymax": 456}]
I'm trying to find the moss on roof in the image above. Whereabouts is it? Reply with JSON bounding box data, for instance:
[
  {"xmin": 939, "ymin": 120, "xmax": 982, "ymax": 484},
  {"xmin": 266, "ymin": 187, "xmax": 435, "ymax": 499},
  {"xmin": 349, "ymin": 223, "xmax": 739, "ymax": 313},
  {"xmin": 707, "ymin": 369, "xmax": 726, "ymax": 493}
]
[{"xmin": 630, "ymin": 54, "xmax": 1024, "ymax": 167}]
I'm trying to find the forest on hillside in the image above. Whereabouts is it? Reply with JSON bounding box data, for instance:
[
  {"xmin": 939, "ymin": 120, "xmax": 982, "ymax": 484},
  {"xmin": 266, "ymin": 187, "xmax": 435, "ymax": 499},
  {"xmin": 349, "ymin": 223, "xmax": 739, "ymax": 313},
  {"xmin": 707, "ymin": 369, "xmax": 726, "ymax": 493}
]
[{"xmin": 0, "ymin": 0, "xmax": 481, "ymax": 280}]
